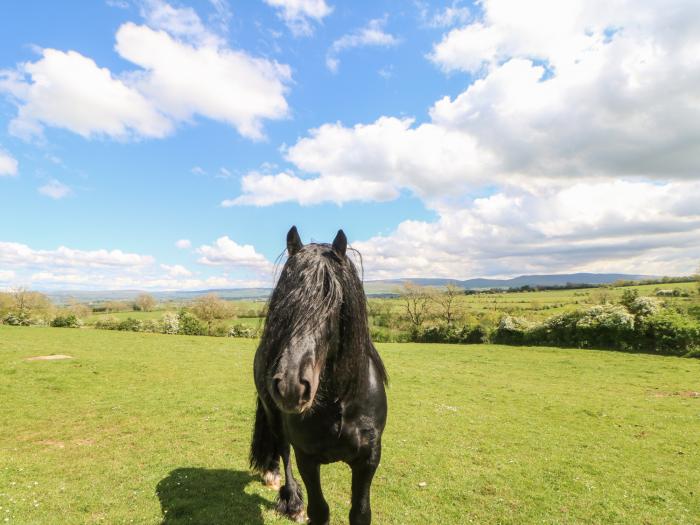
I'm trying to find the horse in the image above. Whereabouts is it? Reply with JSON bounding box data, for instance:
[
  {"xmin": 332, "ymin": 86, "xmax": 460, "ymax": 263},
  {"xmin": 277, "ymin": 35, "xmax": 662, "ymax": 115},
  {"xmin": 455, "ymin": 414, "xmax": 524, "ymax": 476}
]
[{"xmin": 250, "ymin": 226, "xmax": 388, "ymax": 525}]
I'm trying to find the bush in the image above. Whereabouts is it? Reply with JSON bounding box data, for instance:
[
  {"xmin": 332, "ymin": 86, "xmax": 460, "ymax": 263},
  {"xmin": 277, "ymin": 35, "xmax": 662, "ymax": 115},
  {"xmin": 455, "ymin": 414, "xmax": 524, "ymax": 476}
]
[
  {"xmin": 50, "ymin": 315, "xmax": 82, "ymax": 328},
  {"xmin": 177, "ymin": 311, "xmax": 205, "ymax": 336},
  {"xmin": 492, "ymin": 316, "xmax": 533, "ymax": 345},
  {"xmin": 161, "ymin": 312, "xmax": 179, "ymax": 334},
  {"xmin": 412, "ymin": 324, "xmax": 488, "ymax": 344},
  {"xmin": 117, "ymin": 317, "xmax": 142, "ymax": 332},
  {"xmin": 228, "ymin": 324, "xmax": 260, "ymax": 338},
  {"xmin": 94, "ymin": 316, "xmax": 121, "ymax": 330},
  {"xmin": 574, "ymin": 304, "xmax": 635, "ymax": 349},
  {"xmin": 634, "ymin": 310, "xmax": 700, "ymax": 356},
  {"xmin": 628, "ymin": 296, "xmax": 661, "ymax": 318},
  {"xmin": 140, "ymin": 319, "xmax": 161, "ymax": 333},
  {"xmin": 2, "ymin": 312, "xmax": 31, "ymax": 326}
]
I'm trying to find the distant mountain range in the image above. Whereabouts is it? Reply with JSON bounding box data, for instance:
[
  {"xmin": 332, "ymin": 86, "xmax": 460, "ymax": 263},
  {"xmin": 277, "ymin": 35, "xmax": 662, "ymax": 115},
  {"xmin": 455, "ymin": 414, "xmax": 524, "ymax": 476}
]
[{"xmin": 44, "ymin": 273, "xmax": 653, "ymax": 304}]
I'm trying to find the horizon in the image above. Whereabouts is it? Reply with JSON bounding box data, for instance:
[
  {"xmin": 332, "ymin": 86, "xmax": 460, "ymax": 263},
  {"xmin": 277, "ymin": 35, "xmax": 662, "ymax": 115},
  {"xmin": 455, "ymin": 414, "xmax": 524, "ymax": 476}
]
[{"xmin": 2, "ymin": 0, "xmax": 700, "ymax": 291}]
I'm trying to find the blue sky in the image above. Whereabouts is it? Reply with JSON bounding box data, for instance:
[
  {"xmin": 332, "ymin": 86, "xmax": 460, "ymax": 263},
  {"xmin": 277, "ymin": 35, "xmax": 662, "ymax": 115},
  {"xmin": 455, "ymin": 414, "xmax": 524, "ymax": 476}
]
[{"xmin": 1, "ymin": 0, "xmax": 699, "ymax": 290}]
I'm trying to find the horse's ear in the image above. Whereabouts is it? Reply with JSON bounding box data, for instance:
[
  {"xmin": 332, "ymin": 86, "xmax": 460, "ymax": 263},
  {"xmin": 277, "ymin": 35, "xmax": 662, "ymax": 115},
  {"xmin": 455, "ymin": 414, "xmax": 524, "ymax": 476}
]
[
  {"xmin": 332, "ymin": 229, "xmax": 347, "ymax": 257},
  {"xmin": 287, "ymin": 226, "xmax": 303, "ymax": 256}
]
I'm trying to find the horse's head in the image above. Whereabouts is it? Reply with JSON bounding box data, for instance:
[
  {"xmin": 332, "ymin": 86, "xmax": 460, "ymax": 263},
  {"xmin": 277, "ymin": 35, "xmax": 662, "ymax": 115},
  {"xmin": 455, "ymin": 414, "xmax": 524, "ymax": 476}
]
[{"xmin": 263, "ymin": 226, "xmax": 349, "ymax": 414}]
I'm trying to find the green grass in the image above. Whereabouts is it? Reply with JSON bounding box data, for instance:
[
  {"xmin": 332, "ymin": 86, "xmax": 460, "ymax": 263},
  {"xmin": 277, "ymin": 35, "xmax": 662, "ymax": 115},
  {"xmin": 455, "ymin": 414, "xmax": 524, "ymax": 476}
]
[{"xmin": 1, "ymin": 326, "xmax": 699, "ymax": 524}]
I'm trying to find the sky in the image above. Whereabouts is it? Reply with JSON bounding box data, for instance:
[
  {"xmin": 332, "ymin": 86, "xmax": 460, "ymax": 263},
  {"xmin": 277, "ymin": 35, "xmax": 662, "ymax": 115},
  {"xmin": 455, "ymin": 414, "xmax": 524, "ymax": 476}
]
[{"xmin": 1, "ymin": 0, "xmax": 699, "ymax": 291}]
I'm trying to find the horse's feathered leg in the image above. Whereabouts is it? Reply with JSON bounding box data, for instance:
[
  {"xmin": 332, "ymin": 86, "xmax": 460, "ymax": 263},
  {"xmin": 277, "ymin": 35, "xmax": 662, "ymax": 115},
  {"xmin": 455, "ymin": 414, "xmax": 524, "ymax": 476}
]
[
  {"xmin": 249, "ymin": 397, "xmax": 281, "ymax": 489},
  {"xmin": 349, "ymin": 442, "xmax": 381, "ymax": 525},
  {"xmin": 276, "ymin": 442, "xmax": 305, "ymax": 522},
  {"xmin": 296, "ymin": 450, "xmax": 329, "ymax": 525}
]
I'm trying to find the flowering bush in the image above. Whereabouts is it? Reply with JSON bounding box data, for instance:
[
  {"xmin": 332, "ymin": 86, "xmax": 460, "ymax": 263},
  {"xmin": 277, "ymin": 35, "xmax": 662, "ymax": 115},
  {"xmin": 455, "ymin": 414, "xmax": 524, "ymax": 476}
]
[
  {"xmin": 161, "ymin": 312, "xmax": 179, "ymax": 334},
  {"xmin": 50, "ymin": 315, "xmax": 82, "ymax": 328}
]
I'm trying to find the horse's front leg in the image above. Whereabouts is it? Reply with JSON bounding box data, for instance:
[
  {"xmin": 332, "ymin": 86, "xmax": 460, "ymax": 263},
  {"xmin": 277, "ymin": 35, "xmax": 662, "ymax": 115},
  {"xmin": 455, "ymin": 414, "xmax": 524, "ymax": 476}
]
[
  {"xmin": 349, "ymin": 443, "xmax": 381, "ymax": 525},
  {"xmin": 296, "ymin": 451, "xmax": 329, "ymax": 525},
  {"xmin": 276, "ymin": 442, "xmax": 306, "ymax": 523}
]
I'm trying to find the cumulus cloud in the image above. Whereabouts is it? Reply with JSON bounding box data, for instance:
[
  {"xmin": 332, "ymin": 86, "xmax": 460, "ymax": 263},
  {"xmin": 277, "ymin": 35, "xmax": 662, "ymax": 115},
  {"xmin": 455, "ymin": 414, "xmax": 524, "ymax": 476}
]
[
  {"xmin": 417, "ymin": 1, "xmax": 470, "ymax": 28},
  {"xmin": 196, "ymin": 236, "xmax": 273, "ymax": 273},
  {"xmin": 244, "ymin": 0, "xmax": 700, "ymax": 207},
  {"xmin": 0, "ymin": 239, "xmax": 270, "ymax": 290},
  {"xmin": 224, "ymin": 171, "xmax": 398, "ymax": 206},
  {"xmin": 0, "ymin": 1, "xmax": 291, "ymax": 141},
  {"xmin": 264, "ymin": 0, "xmax": 333, "ymax": 36},
  {"xmin": 326, "ymin": 18, "xmax": 399, "ymax": 72},
  {"xmin": 175, "ymin": 239, "xmax": 192, "ymax": 249},
  {"xmin": 0, "ymin": 49, "xmax": 172, "ymax": 140},
  {"xmin": 115, "ymin": 21, "xmax": 291, "ymax": 139},
  {"xmin": 0, "ymin": 148, "xmax": 18, "ymax": 176},
  {"xmin": 354, "ymin": 180, "xmax": 700, "ymax": 279},
  {"xmin": 160, "ymin": 263, "xmax": 193, "ymax": 277},
  {"xmin": 0, "ymin": 242, "xmax": 155, "ymax": 269},
  {"xmin": 37, "ymin": 179, "xmax": 72, "ymax": 199}
]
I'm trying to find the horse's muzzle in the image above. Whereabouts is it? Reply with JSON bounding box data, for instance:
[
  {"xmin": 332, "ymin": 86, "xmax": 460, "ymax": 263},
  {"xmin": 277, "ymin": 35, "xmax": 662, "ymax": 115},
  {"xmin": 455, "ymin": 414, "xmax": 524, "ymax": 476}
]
[{"xmin": 270, "ymin": 364, "xmax": 315, "ymax": 414}]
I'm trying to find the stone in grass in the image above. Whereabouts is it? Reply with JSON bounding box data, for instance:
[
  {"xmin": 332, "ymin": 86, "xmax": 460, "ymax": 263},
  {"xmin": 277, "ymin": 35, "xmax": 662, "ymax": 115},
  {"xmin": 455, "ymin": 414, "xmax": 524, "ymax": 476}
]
[{"xmin": 418, "ymin": 481, "xmax": 427, "ymax": 488}]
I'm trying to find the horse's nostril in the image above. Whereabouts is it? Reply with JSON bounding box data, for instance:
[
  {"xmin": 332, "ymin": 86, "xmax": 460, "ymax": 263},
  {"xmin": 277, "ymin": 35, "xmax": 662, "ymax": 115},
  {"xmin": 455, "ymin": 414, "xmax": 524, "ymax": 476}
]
[{"xmin": 300, "ymin": 379, "xmax": 311, "ymax": 402}]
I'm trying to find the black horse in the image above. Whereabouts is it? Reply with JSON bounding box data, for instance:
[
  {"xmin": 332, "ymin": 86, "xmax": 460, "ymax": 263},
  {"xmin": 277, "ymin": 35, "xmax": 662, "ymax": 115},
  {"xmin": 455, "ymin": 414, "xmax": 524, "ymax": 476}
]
[{"xmin": 250, "ymin": 226, "xmax": 388, "ymax": 525}]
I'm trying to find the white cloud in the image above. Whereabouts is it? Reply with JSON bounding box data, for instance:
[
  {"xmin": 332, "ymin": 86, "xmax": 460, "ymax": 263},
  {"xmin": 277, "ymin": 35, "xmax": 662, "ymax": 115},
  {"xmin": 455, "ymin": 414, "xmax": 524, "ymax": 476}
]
[
  {"xmin": 160, "ymin": 263, "xmax": 193, "ymax": 277},
  {"xmin": 326, "ymin": 18, "xmax": 399, "ymax": 72},
  {"xmin": 0, "ymin": 148, "xmax": 18, "ymax": 176},
  {"xmin": 253, "ymin": 0, "xmax": 700, "ymax": 207},
  {"xmin": 196, "ymin": 236, "xmax": 273, "ymax": 273},
  {"xmin": 264, "ymin": 0, "xmax": 332, "ymax": 36},
  {"xmin": 0, "ymin": 49, "xmax": 172, "ymax": 140},
  {"xmin": 225, "ymin": 171, "xmax": 398, "ymax": 206},
  {"xmin": 139, "ymin": 0, "xmax": 221, "ymax": 47},
  {"xmin": 38, "ymin": 179, "xmax": 72, "ymax": 199},
  {"xmin": 0, "ymin": 1, "xmax": 291, "ymax": 141},
  {"xmin": 0, "ymin": 270, "xmax": 16, "ymax": 282},
  {"xmin": 418, "ymin": 1, "xmax": 470, "ymax": 28},
  {"xmin": 115, "ymin": 21, "xmax": 291, "ymax": 140},
  {"xmin": 175, "ymin": 239, "xmax": 192, "ymax": 249},
  {"xmin": 0, "ymin": 242, "xmax": 155, "ymax": 269},
  {"xmin": 0, "ymin": 239, "xmax": 270, "ymax": 291},
  {"xmin": 354, "ymin": 180, "xmax": 700, "ymax": 279}
]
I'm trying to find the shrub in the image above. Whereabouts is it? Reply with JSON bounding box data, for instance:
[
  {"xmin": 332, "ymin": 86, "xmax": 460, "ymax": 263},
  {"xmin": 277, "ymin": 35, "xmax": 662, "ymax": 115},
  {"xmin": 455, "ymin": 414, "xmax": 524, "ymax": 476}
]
[
  {"xmin": 574, "ymin": 304, "xmax": 635, "ymax": 349},
  {"xmin": 228, "ymin": 324, "xmax": 259, "ymax": 338},
  {"xmin": 634, "ymin": 310, "xmax": 700, "ymax": 356},
  {"xmin": 140, "ymin": 319, "xmax": 161, "ymax": 333},
  {"xmin": 2, "ymin": 312, "xmax": 31, "ymax": 326},
  {"xmin": 628, "ymin": 296, "xmax": 661, "ymax": 318},
  {"xmin": 161, "ymin": 312, "xmax": 179, "ymax": 334},
  {"xmin": 177, "ymin": 311, "xmax": 205, "ymax": 336},
  {"xmin": 50, "ymin": 315, "xmax": 82, "ymax": 328},
  {"xmin": 117, "ymin": 317, "xmax": 142, "ymax": 332},
  {"xmin": 492, "ymin": 316, "xmax": 533, "ymax": 345},
  {"xmin": 94, "ymin": 316, "xmax": 121, "ymax": 330}
]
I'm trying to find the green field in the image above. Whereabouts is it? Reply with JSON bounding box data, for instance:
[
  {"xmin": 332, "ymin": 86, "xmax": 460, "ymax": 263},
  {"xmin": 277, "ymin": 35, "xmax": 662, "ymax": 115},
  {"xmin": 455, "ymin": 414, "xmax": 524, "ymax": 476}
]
[
  {"xmin": 373, "ymin": 281, "xmax": 699, "ymax": 321},
  {"xmin": 1, "ymin": 326, "xmax": 699, "ymax": 524}
]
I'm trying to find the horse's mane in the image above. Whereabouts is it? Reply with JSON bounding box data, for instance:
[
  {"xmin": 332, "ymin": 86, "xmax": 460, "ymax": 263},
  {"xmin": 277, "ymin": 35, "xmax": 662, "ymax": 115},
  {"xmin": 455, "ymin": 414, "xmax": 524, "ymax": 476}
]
[{"xmin": 260, "ymin": 243, "xmax": 387, "ymax": 400}]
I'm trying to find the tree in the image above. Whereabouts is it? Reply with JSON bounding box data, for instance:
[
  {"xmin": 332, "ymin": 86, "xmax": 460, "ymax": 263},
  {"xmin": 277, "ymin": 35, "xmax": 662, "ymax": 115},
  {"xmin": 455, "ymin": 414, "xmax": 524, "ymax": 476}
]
[
  {"xmin": 134, "ymin": 293, "xmax": 157, "ymax": 312},
  {"xmin": 398, "ymin": 282, "xmax": 433, "ymax": 328},
  {"xmin": 191, "ymin": 293, "xmax": 233, "ymax": 334},
  {"xmin": 431, "ymin": 283, "xmax": 462, "ymax": 325},
  {"xmin": 66, "ymin": 299, "xmax": 91, "ymax": 319},
  {"xmin": 9, "ymin": 288, "xmax": 53, "ymax": 324}
]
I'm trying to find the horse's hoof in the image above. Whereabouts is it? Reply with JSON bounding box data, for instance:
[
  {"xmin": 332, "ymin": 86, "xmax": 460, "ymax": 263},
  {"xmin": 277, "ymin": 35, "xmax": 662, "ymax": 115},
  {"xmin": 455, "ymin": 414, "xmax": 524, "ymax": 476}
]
[
  {"xmin": 262, "ymin": 471, "xmax": 281, "ymax": 491},
  {"xmin": 290, "ymin": 509, "xmax": 307, "ymax": 523}
]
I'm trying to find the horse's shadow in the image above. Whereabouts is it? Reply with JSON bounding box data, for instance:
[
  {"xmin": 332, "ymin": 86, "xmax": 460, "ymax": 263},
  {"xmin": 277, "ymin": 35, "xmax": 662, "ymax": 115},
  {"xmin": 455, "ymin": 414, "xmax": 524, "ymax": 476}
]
[{"xmin": 156, "ymin": 468, "xmax": 272, "ymax": 524}]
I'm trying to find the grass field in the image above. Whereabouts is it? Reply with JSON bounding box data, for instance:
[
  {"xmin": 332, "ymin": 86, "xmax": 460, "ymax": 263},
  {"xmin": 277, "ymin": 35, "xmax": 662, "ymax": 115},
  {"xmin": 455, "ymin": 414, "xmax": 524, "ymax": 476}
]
[
  {"xmin": 373, "ymin": 281, "xmax": 699, "ymax": 322},
  {"xmin": 1, "ymin": 326, "xmax": 699, "ymax": 524}
]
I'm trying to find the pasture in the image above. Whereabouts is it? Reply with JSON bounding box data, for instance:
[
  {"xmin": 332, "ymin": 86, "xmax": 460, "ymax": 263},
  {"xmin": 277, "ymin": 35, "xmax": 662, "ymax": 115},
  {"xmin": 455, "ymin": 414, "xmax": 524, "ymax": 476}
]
[{"xmin": 1, "ymin": 326, "xmax": 699, "ymax": 524}]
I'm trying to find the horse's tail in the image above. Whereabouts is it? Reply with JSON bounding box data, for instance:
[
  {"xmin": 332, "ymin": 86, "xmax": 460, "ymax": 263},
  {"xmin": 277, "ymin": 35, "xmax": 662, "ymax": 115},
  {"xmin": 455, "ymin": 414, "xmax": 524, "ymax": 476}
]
[{"xmin": 249, "ymin": 396, "xmax": 278, "ymax": 473}]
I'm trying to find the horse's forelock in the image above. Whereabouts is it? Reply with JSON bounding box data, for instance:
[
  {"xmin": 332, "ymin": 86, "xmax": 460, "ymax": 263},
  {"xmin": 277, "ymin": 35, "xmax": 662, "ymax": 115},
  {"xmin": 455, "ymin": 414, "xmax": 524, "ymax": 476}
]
[{"xmin": 261, "ymin": 242, "xmax": 388, "ymax": 400}]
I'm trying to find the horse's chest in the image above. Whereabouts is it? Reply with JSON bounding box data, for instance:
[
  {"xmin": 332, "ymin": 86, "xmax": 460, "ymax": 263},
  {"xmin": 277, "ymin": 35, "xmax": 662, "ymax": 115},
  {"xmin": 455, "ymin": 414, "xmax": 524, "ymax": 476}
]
[{"xmin": 284, "ymin": 408, "xmax": 365, "ymax": 463}]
